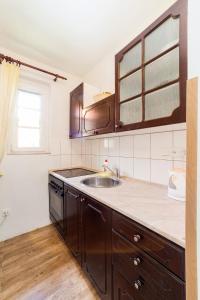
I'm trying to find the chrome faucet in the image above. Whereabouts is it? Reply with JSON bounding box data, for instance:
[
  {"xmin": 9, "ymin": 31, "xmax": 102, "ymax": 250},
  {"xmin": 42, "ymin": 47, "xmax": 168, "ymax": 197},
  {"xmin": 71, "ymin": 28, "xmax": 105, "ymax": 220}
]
[{"xmin": 102, "ymin": 160, "xmax": 120, "ymax": 179}]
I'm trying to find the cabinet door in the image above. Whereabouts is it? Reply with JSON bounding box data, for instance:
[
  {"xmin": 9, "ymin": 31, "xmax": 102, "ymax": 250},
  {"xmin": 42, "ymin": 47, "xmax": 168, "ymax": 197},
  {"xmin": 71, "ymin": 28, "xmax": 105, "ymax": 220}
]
[
  {"xmin": 69, "ymin": 83, "xmax": 83, "ymax": 138},
  {"xmin": 113, "ymin": 269, "xmax": 135, "ymax": 300},
  {"xmin": 64, "ymin": 186, "xmax": 81, "ymax": 263},
  {"xmin": 82, "ymin": 94, "xmax": 115, "ymax": 136},
  {"xmin": 115, "ymin": 0, "xmax": 187, "ymax": 132},
  {"xmin": 82, "ymin": 196, "xmax": 112, "ymax": 300}
]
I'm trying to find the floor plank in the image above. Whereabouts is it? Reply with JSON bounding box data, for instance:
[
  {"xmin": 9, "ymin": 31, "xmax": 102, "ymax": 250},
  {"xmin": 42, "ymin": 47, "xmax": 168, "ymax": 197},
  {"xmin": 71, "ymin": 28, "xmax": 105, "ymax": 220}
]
[{"xmin": 0, "ymin": 225, "xmax": 99, "ymax": 300}]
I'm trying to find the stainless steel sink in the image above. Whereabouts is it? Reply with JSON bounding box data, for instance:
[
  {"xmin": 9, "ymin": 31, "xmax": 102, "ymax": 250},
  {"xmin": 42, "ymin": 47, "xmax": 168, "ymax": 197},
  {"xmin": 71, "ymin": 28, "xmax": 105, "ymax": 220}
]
[{"xmin": 81, "ymin": 176, "xmax": 121, "ymax": 188}]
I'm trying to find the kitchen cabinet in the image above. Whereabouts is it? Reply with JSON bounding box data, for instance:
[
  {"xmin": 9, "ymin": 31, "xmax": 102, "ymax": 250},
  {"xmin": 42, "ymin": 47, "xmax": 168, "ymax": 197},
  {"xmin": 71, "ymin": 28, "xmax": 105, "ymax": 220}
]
[
  {"xmin": 69, "ymin": 83, "xmax": 83, "ymax": 138},
  {"xmin": 50, "ymin": 178, "xmax": 185, "ymax": 300},
  {"xmin": 82, "ymin": 94, "xmax": 115, "ymax": 136},
  {"xmin": 82, "ymin": 195, "xmax": 112, "ymax": 300},
  {"xmin": 115, "ymin": 0, "xmax": 187, "ymax": 132},
  {"xmin": 64, "ymin": 185, "xmax": 82, "ymax": 263}
]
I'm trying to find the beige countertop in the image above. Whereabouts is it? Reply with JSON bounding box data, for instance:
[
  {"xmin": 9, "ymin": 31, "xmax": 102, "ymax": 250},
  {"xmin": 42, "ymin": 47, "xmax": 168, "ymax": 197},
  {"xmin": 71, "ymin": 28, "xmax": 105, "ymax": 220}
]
[{"xmin": 50, "ymin": 170, "xmax": 185, "ymax": 248}]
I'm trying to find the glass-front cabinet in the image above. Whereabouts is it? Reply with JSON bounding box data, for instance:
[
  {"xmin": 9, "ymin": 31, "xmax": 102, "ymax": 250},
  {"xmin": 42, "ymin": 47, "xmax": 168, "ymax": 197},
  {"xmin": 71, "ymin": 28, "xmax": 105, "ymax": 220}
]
[{"xmin": 115, "ymin": 0, "xmax": 187, "ymax": 131}]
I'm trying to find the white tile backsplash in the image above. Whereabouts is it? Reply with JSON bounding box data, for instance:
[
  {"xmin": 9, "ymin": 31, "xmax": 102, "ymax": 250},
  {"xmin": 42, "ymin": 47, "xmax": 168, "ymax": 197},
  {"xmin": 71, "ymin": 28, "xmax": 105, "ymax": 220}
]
[
  {"xmin": 109, "ymin": 137, "xmax": 120, "ymax": 157},
  {"xmin": 91, "ymin": 139, "xmax": 100, "ymax": 155},
  {"xmin": 69, "ymin": 123, "xmax": 186, "ymax": 186},
  {"xmin": 134, "ymin": 158, "xmax": 150, "ymax": 181},
  {"xmin": 120, "ymin": 157, "xmax": 134, "ymax": 177},
  {"xmin": 151, "ymin": 132, "xmax": 173, "ymax": 160},
  {"xmin": 60, "ymin": 155, "xmax": 71, "ymax": 168},
  {"xmin": 134, "ymin": 134, "xmax": 150, "ymax": 158},
  {"xmin": 60, "ymin": 139, "xmax": 71, "ymax": 155},
  {"xmin": 71, "ymin": 139, "xmax": 82, "ymax": 155},
  {"xmin": 99, "ymin": 138, "xmax": 109, "ymax": 156},
  {"xmin": 151, "ymin": 160, "xmax": 173, "ymax": 185},
  {"xmin": 119, "ymin": 136, "xmax": 134, "ymax": 157}
]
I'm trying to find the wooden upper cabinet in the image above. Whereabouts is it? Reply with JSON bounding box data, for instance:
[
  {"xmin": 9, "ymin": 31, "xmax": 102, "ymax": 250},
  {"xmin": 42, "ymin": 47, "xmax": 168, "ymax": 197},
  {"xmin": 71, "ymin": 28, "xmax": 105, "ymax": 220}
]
[
  {"xmin": 69, "ymin": 83, "xmax": 83, "ymax": 138},
  {"xmin": 82, "ymin": 94, "xmax": 115, "ymax": 136},
  {"xmin": 115, "ymin": 0, "xmax": 187, "ymax": 132}
]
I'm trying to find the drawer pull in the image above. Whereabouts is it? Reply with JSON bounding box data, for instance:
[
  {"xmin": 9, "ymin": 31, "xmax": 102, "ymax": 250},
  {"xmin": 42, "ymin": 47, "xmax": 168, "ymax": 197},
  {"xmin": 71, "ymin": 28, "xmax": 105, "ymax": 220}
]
[
  {"xmin": 132, "ymin": 257, "xmax": 141, "ymax": 266},
  {"xmin": 133, "ymin": 280, "xmax": 142, "ymax": 290},
  {"xmin": 133, "ymin": 234, "xmax": 141, "ymax": 243}
]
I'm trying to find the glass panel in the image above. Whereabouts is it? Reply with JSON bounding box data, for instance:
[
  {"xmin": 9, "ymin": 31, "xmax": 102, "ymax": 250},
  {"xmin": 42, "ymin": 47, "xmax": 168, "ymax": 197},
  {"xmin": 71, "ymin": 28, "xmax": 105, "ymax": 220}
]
[
  {"xmin": 145, "ymin": 83, "xmax": 180, "ymax": 121},
  {"xmin": 120, "ymin": 70, "xmax": 142, "ymax": 101},
  {"xmin": 18, "ymin": 108, "xmax": 40, "ymax": 127},
  {"xmin": 120, "ymin": 97, "xmax": 142, "ymax": 125},
  {"xmin": 17, "ymin": 128, "xmax": 40, "ymax": 148},
  {"xmin": 145, "ymin": 17, "xmax": 179, "ymax": 62},
  {"xmin": 120, "ymin": 42, "xmax": 142, "ymax": 77},
  {"xmin": 145, "ymin": 47, "xmax": 179, "ymax": 90},
  {"xmin": 18, "ymin": 90, "xmax": 41, "ymax": 110}
]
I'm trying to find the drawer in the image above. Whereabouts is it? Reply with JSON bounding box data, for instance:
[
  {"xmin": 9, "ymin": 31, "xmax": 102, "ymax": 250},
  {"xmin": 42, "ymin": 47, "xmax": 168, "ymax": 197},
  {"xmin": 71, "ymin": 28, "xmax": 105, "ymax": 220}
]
[
  {"xmin": 112, "ymin": 211, "xmax": 185, "ymax": 280},
  {"xmin": 112, "ymin": 230, "xmax": 185, "ymax": 300}
]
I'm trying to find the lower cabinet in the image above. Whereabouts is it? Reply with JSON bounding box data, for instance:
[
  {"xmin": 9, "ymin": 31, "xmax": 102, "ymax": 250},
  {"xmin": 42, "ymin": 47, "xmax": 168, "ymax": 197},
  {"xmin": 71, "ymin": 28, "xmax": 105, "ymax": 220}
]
[
  {"xmin": 59, "ymin": 184, "xmax": 185, "ymax": 300},
  {"xmin": 82, "ymin": 196, "xmax": 112, "ymax": 300}
]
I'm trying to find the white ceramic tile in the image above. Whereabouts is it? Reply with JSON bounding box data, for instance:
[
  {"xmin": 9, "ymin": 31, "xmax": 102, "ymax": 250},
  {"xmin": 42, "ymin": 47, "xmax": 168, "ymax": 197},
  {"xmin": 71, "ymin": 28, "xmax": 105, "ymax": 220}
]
[
  {"xmin": 60, "ymin": 155, "xmax": 71, "ymax": 168},
  {"xmin": 151, "ymin": 132, "xmax": 173, "ymax": 160},
  {"xmin": 172, "ymin": 123, "xmax": 186, "ymax": 131},
  {"xmin": 71, "ymin": 155, "xmax": 82, "ymax": 167},
  {"xmin": 134, "ymin": 134, "xmax": 150, "ymax": 158},
  {"xmin": 151, "ymin": 159, "xmax": 173, "ymax": 185},
  {"xmin": 99, "ymin": 138, "xmax": 109, "ymax": 156},
  {"xmin": 109, "ymin": 137, "xmax": 120, "ymax": 157},
  {"xmin": 60, "ymin": 139, "xmax": 71, "ymax": 155},
  {"xmin": 85, "ymin": 139, "xmax": 92, "ymax": 155},
  {"xmin": 50, "ymin": 139, "xmax": 60, "ymax": 155},
  {"xmin": 108, "ymin": 156, "xmax": 120, "ymax": 170},
  {"xmin": 120, "ymin": 157, "xmax": 134, "ymax": 177},
  {"xmin": 150, "ymin": 124, "xmax": 174, "ymax": 133},
  {"xmin": 71, "ymin": 139, "xmax": 82, "ymax": 155},
  {"xmin": 173, "ymin": 161, "xmax": 186, "ymax": 170},
  {"xmin": 91, "ymin": 155, "xmax": 100, "ymax": 170},
  {"xmin": 48, "ymin": 155, "xmax": 61, "ymax": 169},
  {"xmin": 91, "ymin": 139, "xmax": 100, "ymax": 155},
  {"xmin": 134, "ymin": 158, "xmax": 150, "ymax": 182},
  {"xmin": 119, "ymin": 136, "xmax": 134, "ymax": 157},
  {"xmin": 85, "ymin": 155, "xmax": 92, "ymax": 169},
  {"xmin": 173, "ymin": 130, "xmax": 186, "ymax": 161}
]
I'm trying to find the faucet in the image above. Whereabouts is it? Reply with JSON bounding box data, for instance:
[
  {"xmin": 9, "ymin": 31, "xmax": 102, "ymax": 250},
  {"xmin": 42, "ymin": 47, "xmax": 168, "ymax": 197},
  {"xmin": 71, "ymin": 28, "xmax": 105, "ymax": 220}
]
[{"xmin": 102, "ymin": 160, "xmax": 120, "ymax": 179}]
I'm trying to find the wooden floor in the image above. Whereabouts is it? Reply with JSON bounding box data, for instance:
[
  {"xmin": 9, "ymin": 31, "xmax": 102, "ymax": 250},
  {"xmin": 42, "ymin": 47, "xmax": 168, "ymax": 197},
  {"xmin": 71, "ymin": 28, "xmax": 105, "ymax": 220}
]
[{"xmin": 0, "ymin": 225, "xmax": 99, "ymax": 300}]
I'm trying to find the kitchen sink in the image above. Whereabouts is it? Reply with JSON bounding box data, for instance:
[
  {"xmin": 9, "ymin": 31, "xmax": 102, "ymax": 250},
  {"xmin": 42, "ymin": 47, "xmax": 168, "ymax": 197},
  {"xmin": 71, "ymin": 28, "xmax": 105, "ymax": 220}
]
[{"xmin": 81, "ymin": 176, "xmax": 121, "ymax": 188}]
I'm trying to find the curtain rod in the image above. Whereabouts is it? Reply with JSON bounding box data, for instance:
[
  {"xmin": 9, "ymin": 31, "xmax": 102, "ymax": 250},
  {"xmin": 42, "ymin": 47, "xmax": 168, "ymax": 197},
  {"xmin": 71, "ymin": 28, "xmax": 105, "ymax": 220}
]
[{"xmin": 0, "ymin": 53, "xmax": 67, "ymax": 81}]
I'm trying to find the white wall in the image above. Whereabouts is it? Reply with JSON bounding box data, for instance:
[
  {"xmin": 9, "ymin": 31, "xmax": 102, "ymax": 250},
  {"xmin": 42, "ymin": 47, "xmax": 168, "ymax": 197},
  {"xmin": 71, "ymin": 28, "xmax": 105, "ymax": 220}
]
[{"xmin": 0, "ymin": 47, "xmax": 82, "ymax": 241}]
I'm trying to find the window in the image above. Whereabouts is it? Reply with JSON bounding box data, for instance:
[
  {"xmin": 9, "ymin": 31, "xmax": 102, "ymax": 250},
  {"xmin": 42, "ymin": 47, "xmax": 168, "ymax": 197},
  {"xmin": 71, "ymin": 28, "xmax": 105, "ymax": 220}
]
[
  {"xmin": 11, "ymin": 78, "xmax": 49, "ymax": 153},
  {"xmin": 115, "ymin": 0, "xmax": 187, "ymax": 131}
]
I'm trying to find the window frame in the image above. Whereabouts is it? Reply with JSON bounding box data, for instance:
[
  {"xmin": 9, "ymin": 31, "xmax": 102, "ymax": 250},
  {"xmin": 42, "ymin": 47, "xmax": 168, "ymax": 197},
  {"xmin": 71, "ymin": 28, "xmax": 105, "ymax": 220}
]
[
  {"xmin": 115, "ymin": 0, "xmax": 187, "ymax": 132},
  {"xmin": 10, "ymin": 77, "xmax": 50, "ymax": 154}
]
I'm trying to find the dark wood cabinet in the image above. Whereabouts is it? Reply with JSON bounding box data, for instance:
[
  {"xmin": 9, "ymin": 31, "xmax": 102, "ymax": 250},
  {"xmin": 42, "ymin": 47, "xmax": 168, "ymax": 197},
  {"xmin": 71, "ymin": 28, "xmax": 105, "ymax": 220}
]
[
  {"xmin": 64, "ymin": 185, "xmax": 82, "ymax": 263},
  {"xmin": 82, "ymin": 94, "xmax": 115, "ymax": 136},
  {"xmin": 115, "ymin": 0, "xmax": 187, "ymax": 132},
  {"xmin": 69, "ymin": 83, "xmax": 83, "ymax": 138},
  {"xmin": 50, "ymin": 180, "xmax": 185, "ymax": 300},
  {"xmin": 82, "ymin": 195, "xmax": 112, "ymax": 300}
]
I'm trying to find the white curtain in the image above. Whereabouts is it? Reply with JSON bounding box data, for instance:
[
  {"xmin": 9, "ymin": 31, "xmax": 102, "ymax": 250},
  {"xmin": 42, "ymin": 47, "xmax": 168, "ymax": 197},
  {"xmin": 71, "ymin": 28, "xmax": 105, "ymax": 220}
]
[{"xmin": 0, "ymin": 60, "xmax": 20, "ymax": 163}]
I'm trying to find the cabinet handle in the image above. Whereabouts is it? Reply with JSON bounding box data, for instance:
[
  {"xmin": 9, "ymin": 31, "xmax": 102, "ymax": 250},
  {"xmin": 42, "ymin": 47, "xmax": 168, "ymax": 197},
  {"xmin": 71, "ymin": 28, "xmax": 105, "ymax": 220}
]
[
  {"xmin": 80, "ymin": 197, "xmax": 85, "ymax": 203},
  {"xmin": 133, "ymin": 280, "xmax": 142, "ymax": 290},
  {"xmin": 131, "ymin": 257, "xmax": 141, "ymax": 266},
  {"xmin": 133, "ymin": 234, "xmax": 141, "ymax": 243}
]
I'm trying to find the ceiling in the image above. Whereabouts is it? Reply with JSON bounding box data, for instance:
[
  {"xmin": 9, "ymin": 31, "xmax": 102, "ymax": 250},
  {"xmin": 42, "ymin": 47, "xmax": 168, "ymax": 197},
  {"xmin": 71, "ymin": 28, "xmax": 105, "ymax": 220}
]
[{"xmin": 0, "ymin": 0, "xmax": 175, "ymax": 76}]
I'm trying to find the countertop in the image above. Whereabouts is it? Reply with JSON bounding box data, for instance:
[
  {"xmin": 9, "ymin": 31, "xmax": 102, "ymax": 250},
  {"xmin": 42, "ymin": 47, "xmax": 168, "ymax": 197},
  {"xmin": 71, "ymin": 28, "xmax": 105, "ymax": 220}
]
[{"xmin": 49, "ymin": 170, "xmax": 185, "ymax": 248}]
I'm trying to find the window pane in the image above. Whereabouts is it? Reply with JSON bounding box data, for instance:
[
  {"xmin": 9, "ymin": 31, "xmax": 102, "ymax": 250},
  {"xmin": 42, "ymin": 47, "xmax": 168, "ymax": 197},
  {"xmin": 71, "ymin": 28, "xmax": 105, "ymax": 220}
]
[
  {"xmin": 18, "ymin": 108, "xmax": 40, "ymax": 127},
  {"xmin": 120, "ymin": 70, "xmax": 142, "ymax": 102},
  {"xmin": 18, "ymin": 128, "xmax": 40, "ymax": 148},
  {"xmin": 145, "ymin": 17, "xmax": 179, "ymax": 62},
  {"xmin": 18, "ymin": 90, "xmax": 41, "ymax": 110},
  {"xmin": 145, "ymin": 83, "xmax": 180, "ymax": 121},
  {"xmin": 145, "ymin": 47, "xmax": 179, "ymax": 90},
  {"xmin": 120, "ymin": 97, "xmax": 142, "ymax": 125},
  {"xmin": 120, "ymin": 42, "xmax": 142, "ymax": 77}
]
